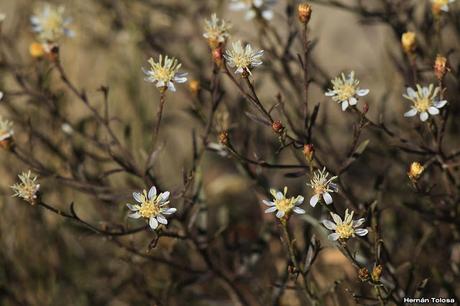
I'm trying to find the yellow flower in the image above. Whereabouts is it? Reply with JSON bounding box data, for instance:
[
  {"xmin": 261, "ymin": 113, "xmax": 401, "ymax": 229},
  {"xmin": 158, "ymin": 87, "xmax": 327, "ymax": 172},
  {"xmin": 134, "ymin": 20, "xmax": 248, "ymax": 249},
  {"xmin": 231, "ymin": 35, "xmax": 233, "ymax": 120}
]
[
  {"xmin": 307, "ymin": 167, "xmax": 338, "ymax": 207},
  {"xmin": 298, "ymin": 3, "xmax": 312, "ymax": 24},
  {"xmin": 408, "ymin": 162, "xmax": 424, "ymax": 182},
  {"xmin": 262, "ymin": 187, "xmax": 305, "ymax": 219},
  {"xmin": 203, "ymin": 14, "xmax": 231, "ymax": 49},
  {"xmin": 322, "ymin": 209, "xmax": 368, "ymax": 241},
  {"xmin": 143, "ymin": 55, "xmax": 188, "ymax": 92},
  {"xmin": 224, "ymin": 41, "xmax": 263, "ymax": 75},
  {"xmin": 403, "ymin": 84, "xmax": 447, "ymax": 122},
  {"xmin": 325, "ymin": 71, "xmax": 369, "ymax": 111},
  {"xmin": 29, "ymin": 42, "xmax": 45, "ymax": 58},
  {"xmin": 401, "ymin": 32, "xmax": 416, "ymax": 55}
]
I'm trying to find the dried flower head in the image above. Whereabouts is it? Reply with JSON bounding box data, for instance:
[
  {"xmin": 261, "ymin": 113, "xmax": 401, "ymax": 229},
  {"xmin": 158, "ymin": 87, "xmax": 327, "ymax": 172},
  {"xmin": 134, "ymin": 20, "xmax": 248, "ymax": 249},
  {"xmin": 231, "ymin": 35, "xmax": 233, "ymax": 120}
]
[
  {"xmin": 325, "ymin": 71, "xmax": 369, "ymax": 111},
  {"xmin": 30, "ymin": 3, "xmax": 74, "ymax": 43},
  {"xmin": 401, "ymin": 32, "xmax": 416, "ymax": 55},
  {"xmin": 298, "ymin": 3, "xmax": 312, "ymax": 24},
  {"xmin": 307, "ymin": 167, "xmax": 338, "ymax": 207},
  {"xmin": 408, "ymin": 162, "xmax": 424, "ymax": 182},
  {"xmin": 358, "ymin": 267, "xmax": 370, "ymax": 282},
  {"xmin": 403, "ymin": 84, "xmax": 447, "ymax": 122},
  {"xmin": 127, "ymin": 186, "xmax": 177, "ymax": 230},
  {"xmin": 224, "ymin": 41, "xmax": 264, "ymax": 75},
  {"xmin": 229, "ymin": 0, "xmax": 277, "ymax": 21},
  {"xmin": 143, "ymin": 55, "xmax": 188, "ymax": 92},
  {"xmin": 262, "ymin": 187, "xmax": 305, "ymax": 220},
  {"xmin": 434, "ymin": 55, "xmax": 449, "ymax": 80},
  {"xmin": 322, "ymin": 209, "xmax": 368, "ymax": 241},
  {"xmin": 371, "ymin": 265, "xmax": 383, "ymax": 282},
  {"xmin": 11, "ymin": 170, "xmax": 41, "ymax": 205},
  {"xmin": 203, "ymin": 14, "xmax": 231, "ymax": 49},
  {"xmin": 431, "ymin": 0, "xmax": 455, "ymax": 14},
  {"xmin": 272, "ymin": 120, "xmax": 284, "ymax": 134}
]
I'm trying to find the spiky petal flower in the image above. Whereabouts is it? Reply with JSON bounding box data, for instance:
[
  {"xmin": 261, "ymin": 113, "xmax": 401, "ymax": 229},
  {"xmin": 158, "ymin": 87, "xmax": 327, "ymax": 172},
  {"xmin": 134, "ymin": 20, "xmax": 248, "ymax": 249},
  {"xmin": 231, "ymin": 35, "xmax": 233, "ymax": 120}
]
[
  {"xmin": 230, "ymin": 0, "xmax": 277, "ymax": 21},
  {"xmin": 30, "ymin": 3, "xmax": 74, "ymax": 43},
  {"xmin": 0, "ymin": 116, "xmax": 14, "ymax": 142},
  {"xmin": 322, "ymin": 209, "xmax": 368, "ymax": 241},
  {"xmin": 403, "ymin": 84, "xmax": 447, "ymax": 122},
  {"xmin": 203, "ymin": 14, "xmax": 232, "ymax": 49},
  {"xmin": 224, "ymin": 41, "xmax": 263, "ymax": 75},
  {"xmin": 262, "ymin": 187, "xmax": 305, "ymax": 219},
  {"xmin": 11, "ymin": 171, "xmax": 40, "ymax": 205},
  {"xmin": 127, "ymin": 186, "xmax": 176, "ymax": 230},
  {"xmin": 307, "ymin": 167, "xmax": 338, "ymax": 207},
  {"xmin": 143, "ymin": 55, "xmax": 188, "ymax": 92},
  {"xmin": 325, "ymin": 71, "xmax": 369, "ymax": 111}
]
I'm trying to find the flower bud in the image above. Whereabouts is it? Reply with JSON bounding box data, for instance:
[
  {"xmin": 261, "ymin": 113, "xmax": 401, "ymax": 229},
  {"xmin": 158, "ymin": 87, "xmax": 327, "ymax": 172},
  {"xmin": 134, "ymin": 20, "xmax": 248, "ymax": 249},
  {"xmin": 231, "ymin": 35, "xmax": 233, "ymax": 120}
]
[
  {"xmin": 408, "ymin": 162, "xmax": 424, "ymax": 182},
  {"xmin": 212, "ymin": 47, "xmax": 223, "ymax": 66},
  {"xmin": 358, "ymin": 267, "xmax": 369, "ymax": 282},
  {"xmin": 219, "ymin": 131, "xmax": 229, "ymax": 146},
  {"xmin": 189, "ymin": 79, "xmax": 200, "ymax": 95},
  {"xmin": 29, "ymin": 42, "xmax": 45, "ymax": 58},
  {"xmin": 371, "ymin": 265, "xmax": 383, "ymax": 282},
  {"xmin": 272, "ymin": 120, "xmax": 284, "ymax": 134},
  {"xmin": 401, "ymin": 32, "xmax": 416, "ymax": 55},
  {"xmin": 303, "ymin": 144, "xmax": 314, "ymax": 162},
  {"xmin": 434, "ymin": 55, "xmax": 449, "ymax": 81},
  {"xmin": 363, "ymin": 102, "xmax": 369, "ymax": 114},
  {"xmin": 298, "ymin": 3, "xmax": 312, "ymax": 24}
]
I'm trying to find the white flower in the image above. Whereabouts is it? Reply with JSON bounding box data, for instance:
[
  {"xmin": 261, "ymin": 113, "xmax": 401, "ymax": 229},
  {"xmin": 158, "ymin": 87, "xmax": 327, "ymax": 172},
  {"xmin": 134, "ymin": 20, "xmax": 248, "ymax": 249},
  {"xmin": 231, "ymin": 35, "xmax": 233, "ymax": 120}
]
[
  {"xmin": 142, "ymin": 55, "xmax": 188, "ymax": 92},
  {"xmin": 431, "ymin": 0, "xmax": 456, "ymax": 12},
  {"xmin": 0, "ymin": 116, "xmax": 14, "ymax": 142},
  {"xmin": 11, "ymin": 171, "xmax": 41, "ymax": 205},
  {"xmin": 325, "ymin": 71, "xmax": 369, "ymax": 111},
  {"xmin": 262, "ymin": 187, "xmax": 305, "ymax": 219},
  {"xmin": 306, "ymin": 167, "xmax": 338, "ymax": 207},
  {"xmin": 127, "ymin": 186, "xmax": 176, "ymax": 230},
  {"xmin": 230, "ymin": 0, "xmax": 277, "ymax": 21},
  {"xmin": 403, "ymin": 84, "xmax": 447, "ymax": 122},
  {"xmin": 203, "ymin": 14, "xmax": 231, "ymax": 47},
  {"xmin": 30, "ymin": 3, "xmax": 74, "ymax": 42},
  {"xmin": 0, "ymin": 91, "xmax": 3, "ymax": 100},
  {"xmin": 322, "ymin": 209, "xmax": 368, "ymax": 241},
  {"xmin": 224, "ymin": 41, "xmax": 263, "ymax": 75}
]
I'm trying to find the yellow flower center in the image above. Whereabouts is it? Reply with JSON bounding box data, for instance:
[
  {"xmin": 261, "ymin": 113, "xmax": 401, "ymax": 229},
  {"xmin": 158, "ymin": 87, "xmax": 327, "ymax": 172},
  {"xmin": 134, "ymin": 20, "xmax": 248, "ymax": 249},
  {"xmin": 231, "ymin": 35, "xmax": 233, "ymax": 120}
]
[
  {"xmin": 138, "ymin": 199, "xmax": 160, "ymax": 219},
  {"xmin": 414, "ymin": 98, "xmax": 430, "ymax": 112},
  {"xmin": 232, "ymin": 55, "xmax": 251, "ymax": 69},
  {"xmin": 336, "ymin": 223, "xmax": 354, "ymax": 239},
  {"xmin": 314, "ymin": 185, "xmax": 326, "ymax": 195},
  {"xmin": 42, "ymin": 14, "xmax": 63, "ymax": 34},
  {"xmin": 275, "ymin": 198, "xmax": 294, "ymax": 213},
  {"xmin": 154, "ymin": 67, "xmax": 175, "ymax": 84},
  {"xmin": 337, "ymin": 84, "xmax": 356, "ymax": 101}
]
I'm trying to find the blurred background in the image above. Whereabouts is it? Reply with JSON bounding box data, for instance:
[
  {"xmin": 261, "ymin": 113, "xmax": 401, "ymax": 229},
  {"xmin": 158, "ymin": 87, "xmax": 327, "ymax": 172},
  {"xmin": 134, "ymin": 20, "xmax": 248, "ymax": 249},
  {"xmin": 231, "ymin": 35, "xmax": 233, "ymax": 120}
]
[{"xmin": 0, "ymin": 0, "xmax": 459, "ymax": 305}]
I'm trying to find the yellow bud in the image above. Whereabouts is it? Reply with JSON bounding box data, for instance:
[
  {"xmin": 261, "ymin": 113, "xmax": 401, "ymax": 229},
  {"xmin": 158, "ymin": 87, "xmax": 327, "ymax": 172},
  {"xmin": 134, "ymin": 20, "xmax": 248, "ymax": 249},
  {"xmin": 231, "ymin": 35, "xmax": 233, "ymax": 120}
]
[
  {"xmin": 434, "ymin": 55, "xmax": 449, "ymax": 80},
  {"xmin": 401, "ymin": 32, "xmax": 416, "ymax": 55},
  {"xmin": 29, "ymin": 42, "xmax": 45, "ymax": 58},
  {"xmin": 371, "ymin": 265, "xmax": 383, "ymax": 282},
  {"xmin": 189, "ymin": 79, "xmax": 200, "ymax": 95},
  {"xmin": 408, "ymin": 162, "xmax": 424, "ymax": 182}
]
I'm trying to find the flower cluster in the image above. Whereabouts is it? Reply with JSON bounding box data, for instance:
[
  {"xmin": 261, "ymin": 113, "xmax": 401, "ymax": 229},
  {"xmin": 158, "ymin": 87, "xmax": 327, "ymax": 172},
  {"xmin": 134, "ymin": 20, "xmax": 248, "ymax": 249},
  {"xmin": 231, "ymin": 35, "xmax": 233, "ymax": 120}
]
[
  {"xmin": 30, "ymin": 3, "xmax": 74, "ymax": 43},
  {"xmin": 143, "ymin": 55, "xmax": 188, "ymax": 92},
  {"xmin": 224, "ymin": 40, "xmax": 264, "ymax": 75},
  {"xmin": 325, "ymin": 71, "xmax": 369, "ymax": 111},
  {"xmin": 403, "ymin": 84, "xmax": 447, "ymax": 122},
  {"xmin": 127, "ymin": 186, "xmax": 177, "ymax": 230},
  {"xmin": 322, "ymin": 209, "xmax": 368, "ymax": 241},
  {"xmin": 11, "ymin": 171, "xmax": 41, "ymax": 205},
  {"xmin": 229, "ymin": 0, "xmax": 277, "ymax": 21},
  {"xmin": 262, "ymin": 187, "xmax": 305, "ymax": 219}
]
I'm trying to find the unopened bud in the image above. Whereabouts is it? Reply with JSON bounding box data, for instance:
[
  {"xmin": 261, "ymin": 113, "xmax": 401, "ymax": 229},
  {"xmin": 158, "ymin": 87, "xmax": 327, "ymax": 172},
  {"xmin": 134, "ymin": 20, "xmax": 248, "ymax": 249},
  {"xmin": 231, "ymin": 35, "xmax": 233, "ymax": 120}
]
[
  {"xmin": 29, "ymin": 42, "xmax": 45, "ymax": 58},
  {"xmin": 298, "ymin": 3, "xmax": 312, "ymax": 24},
  {"xmin": 189, "ymin": 79, "xmax": 200, "ymax": 95},
  {"xmin": 272, "ymin": 120, "xmax": 284, "ymax": 134},
  {"xmin": 212, "ymin": 47, "xmax": 223, "ymax": 66},
  {"xmin": 303, "ymin": 144, "xmax": 314, "ymax": 162},
  {"xmin": 218, "ymin": 131, "xmax": 229, "ymax": 146},
  {"xmin": 401, "ymin": 32, "xmax": 416, "ymax": 55},
  {"xmin": 408, "ymin": 162, "xmax": 424, "ymax": 182},
  {"xmin": 371, "ymin": 265, "xmax": 383, "ymax": 282},
  {"xmin": 434, "ymin": 55, "xmax": 449, "ymax": 81},
  {"xmin": 363, "ymin": 102, "xmax": 369, "ymax": 114}
]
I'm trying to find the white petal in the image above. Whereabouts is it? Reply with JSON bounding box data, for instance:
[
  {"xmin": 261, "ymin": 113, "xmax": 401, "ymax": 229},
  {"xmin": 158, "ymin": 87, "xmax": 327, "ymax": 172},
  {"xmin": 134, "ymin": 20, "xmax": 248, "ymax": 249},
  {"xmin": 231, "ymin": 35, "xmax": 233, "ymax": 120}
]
[
  {"xmin": 167, "ymin": 82, "xmax": 176, "ymax": 92},
  {"xmin": 128, "ymin": 212, "xmax": 141, "ymax": 219},
  {"xmin": 349, "ymin": 97, "xmax": 357, "ymax": 106},
  {"xmin": 275, "ymin": 210, "xmax": 285, "ymax": 219},
  {"xmin": 323, "ymin": 192, "xmax": 333, "ymax": 205},
  {"xmin": 132, "ymin": 192, "xmax": 142, "ymax": 203},
  {"xmin": 341, "ymin": 100, "xmax": 349, "ymax": 111},
  {"xmin": 158, "ymin": 191, "xmax": 170, "ymax": 202},
  {"xmin": 262, "ymin": 200, "xmax": 275, "ymax": 206},
  {"xmin": 148, "ymin": 186, "xmax": 157, "ymax": 200},
  {"xmin": 331, "ymin": 213, "xmax": 342, "ymax": 225},
  {"xmin": 322, "ymin": 220, "xmax": 337, "ymax": 230},
  {"xmin": 357, "ymin": 89, "xmax": 369, "ymax": 96},
  {"xmin": 420, "ymin": 112, "xmax": 429, "ymax": 122},
  {"xmin": 245, "ymin": 10, "xmax": 257, "ymax": 20},
  {"xmin": 328, "ymin": 233, "xmax": 340, "ymax": 241},
  {"xmin": 262, "ymin": 10, "xmax": 273, "ymax": 20},
  {"xmin": 404, "ymin": 108, "xmax": 417, "ymax": 117},
  {"xmin": 428, "ymin": 107, "xmax": 439, "ymax": 115},
  {"xmin": 434, "ymin": 100, "xmax": 447, "ymax": 108},
  {"xmin": 157, "ymin": 214, "xmax": 168, "ymax": 225},
  {"xmin": 310, "ymin": 194, "xmax": 319, "ymax": 207},
  {"xmin": 264, "ymin": 206, "xmax": 277, "ymax": 213},
  {"xmin": 325, "ymin": 90, "xmax": 336, "ymax": 97},
  {"xmin": 126, "ymin": 204, "xmax": 139, "ymax": 211},
  {"xmin": 406, "ymin": 87, "xmax": 417, "ymax": 98},
  {"xmin": 294, "ymin": 196, "xmax": 304, "ymax": 205},
  {"xmin": 149, "ymin": 217, "xmax": 159, "ymax": 229},
  {"xmin": 253, "ymin": 0, "xmax": 263, "ymax": 7},
  {"xmin": 355, "ymin": 228, "xmax": 368, "ymax": 236},
  {"xmin": 353, "ymin": 218, "xmax": 365, "ymax": 228},
  {"xmin": 275, "ymin": 191, "xmax": 284, "ymax": 200},
  {"xmin": 163, "ymin": 207, "xmax": 177, "ymax": 215},
  {"xmin": 293, "ymin": 207, "xmax": 305, "ymax": 214}
]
